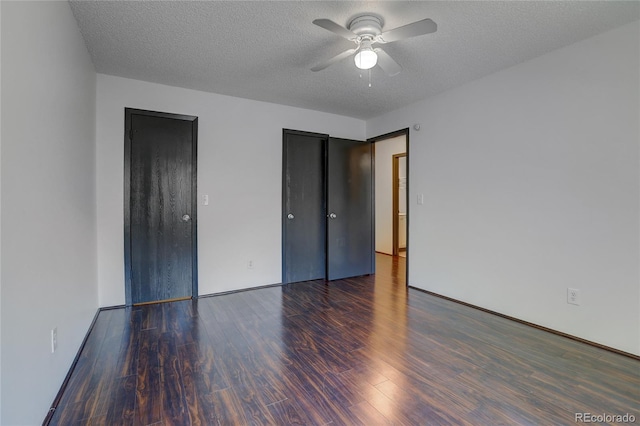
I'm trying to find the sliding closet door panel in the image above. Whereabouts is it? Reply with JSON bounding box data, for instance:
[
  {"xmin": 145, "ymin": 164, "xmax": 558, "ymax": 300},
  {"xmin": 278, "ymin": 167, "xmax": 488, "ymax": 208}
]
[
  {"xmin": 327, "ymin": 137, "xmax": 374, "ymax": 280},
  {"xmin": 282, "ymin": 130, "xmax": 327, "ymax": 283}
]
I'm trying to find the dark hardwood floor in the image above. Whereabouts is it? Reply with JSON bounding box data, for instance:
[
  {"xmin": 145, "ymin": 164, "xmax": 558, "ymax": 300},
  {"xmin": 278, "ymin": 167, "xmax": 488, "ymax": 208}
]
[{"xmin": 48, "ymin": 254, "xmax": 639, "ymax": 425}]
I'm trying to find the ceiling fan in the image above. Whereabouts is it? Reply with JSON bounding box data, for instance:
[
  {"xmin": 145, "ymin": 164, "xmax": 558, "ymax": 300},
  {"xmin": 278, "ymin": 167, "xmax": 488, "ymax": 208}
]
[{"xmin": 311, "ymin": 14, "xmax": 437, "ymax": 76}]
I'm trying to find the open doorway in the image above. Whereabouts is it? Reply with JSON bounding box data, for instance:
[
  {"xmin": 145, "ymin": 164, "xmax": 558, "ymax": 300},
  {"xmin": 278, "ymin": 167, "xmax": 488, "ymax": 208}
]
[
  {"xmin": 393, "ymin": 153, "xmax": 407, "ymax": 257},
  {"xmin": 370, "ymin": 129, "xmax": 409, "ymax": 283}
]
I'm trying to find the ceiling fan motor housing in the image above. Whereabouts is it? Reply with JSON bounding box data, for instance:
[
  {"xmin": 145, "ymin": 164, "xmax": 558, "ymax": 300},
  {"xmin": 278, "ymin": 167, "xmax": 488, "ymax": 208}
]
[{"xmin": 348, "ymin": 14, "xmax": 383, "ymax": 38}]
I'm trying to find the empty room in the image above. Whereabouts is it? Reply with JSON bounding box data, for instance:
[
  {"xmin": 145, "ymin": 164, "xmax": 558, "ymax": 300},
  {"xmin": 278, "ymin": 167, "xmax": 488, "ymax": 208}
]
[{"xmin": 1, "ymin": 1, "xmax": 639, "ymax": 425}]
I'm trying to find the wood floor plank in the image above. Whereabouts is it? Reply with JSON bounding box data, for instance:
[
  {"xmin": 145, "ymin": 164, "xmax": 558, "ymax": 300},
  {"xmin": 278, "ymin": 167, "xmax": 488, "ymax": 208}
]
[
  {"xmin": 48, "ymin": 254, "xmax": 640, "ymax": 425},
  {"xmin": 117, "ymin": 308, "xmax": 143, "ymax": 378},
  {"xmin": 177, "ymin": 342, "xmax": 217, "ymax": 425},
  {"xmin": 140, "ymin": 304, "xmax": 162, "ymax": 331},
  {"xmin": 135, "ymin": 328, "xmax": 161, "ymax": 426},
  {"xmin": 104, "ymin": 375, "xmax": 136, "ymax": 426},
  {"xmin": 158, "ymin": 331, "xmax": 189, "ymax": 425},
  {"xmin": 232, "ymin": 381, "xmax": 278, "ymax": 425},
  {"xmin": 210, "ymin": 388, "xmax": 247, "ymax": 425}
]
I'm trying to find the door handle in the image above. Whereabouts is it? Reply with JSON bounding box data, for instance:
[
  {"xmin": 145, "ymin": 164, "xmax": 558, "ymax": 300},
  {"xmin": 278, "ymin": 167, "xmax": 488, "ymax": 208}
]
[
  {"xmin": 287, "ymin": 213, "xmax": 294, "ymax": 220},
  {"xmin": 329, "ymin": 213, "xmax": 337, "ymax": 219},
  {"xmin": 181, "ymin": 214, "xmax": 191, "ymax": 222}
]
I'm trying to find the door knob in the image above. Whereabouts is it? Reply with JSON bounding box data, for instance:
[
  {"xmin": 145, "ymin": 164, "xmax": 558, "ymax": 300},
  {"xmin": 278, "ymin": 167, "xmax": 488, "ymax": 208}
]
[
  {"xmin": 287, "ymin": 213, "xmax": 294, "ymax": 220},
  {"xmin": 182, "ymin": 214, "xmax": 191, "ymax": 222},
  {"xmin": 329, "ymin": 213, "xmax": 337, "ymax": 219}
]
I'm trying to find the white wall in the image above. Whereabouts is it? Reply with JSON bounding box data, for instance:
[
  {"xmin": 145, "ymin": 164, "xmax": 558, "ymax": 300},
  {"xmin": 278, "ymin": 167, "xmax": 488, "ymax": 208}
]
[
  {"xmin": 374, "ymin": 135, "xmax": 406, "ymax": 254},
  {"xmin": 96, "ymin": 75, "xmax": 365, "ymax": 306},
  {"xmin": 1, "ymin": 2, "xmax": 98, "ymax": 425},
  {"xmin": 0, "ymin": 1, "xmax": 3, "ymax": 420},
  {"xmin": 367, "ymin": 21, "xmax": 640, "ymax": 355}
]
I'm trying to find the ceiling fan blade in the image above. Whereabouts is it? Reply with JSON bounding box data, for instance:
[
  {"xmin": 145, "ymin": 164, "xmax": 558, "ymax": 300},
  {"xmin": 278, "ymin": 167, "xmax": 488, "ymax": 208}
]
[
  {"xmin": 378, "ymin": 18, "xmax": 437, "ymax": 43},
  {"xmin": 375, "ymin": 49, "xmax": 402, "ymax": 76},
  {"xmin": 311, "ymin": 48, "xmax": 358, "ymax": 72},
  {"xmin": 313, "ymin": 19, "xmax": 357, "ymax": 40}
]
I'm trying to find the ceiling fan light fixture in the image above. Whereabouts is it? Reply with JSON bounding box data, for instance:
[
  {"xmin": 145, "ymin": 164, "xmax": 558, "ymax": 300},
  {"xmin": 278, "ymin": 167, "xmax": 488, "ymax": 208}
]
[
  {"xmin": 354, "ymin": 41, "xmax": 377, "ymax": 70},
  {"xmin": 312, "ymin": 15, "xmax": 436, "ymax": 75}
]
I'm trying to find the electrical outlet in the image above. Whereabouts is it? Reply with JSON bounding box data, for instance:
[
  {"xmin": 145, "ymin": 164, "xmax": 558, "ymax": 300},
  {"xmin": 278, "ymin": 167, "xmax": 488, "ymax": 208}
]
[
  {"xmin": 248, "ymin": 260, "xmax": 254, "ymax": 269},
  {"xmin": 51, "ymin": 328, "xmax": 58, "ymax": 353},
  {"xmin": 567, "ymin": 288, "xmax": 580, "ymax": 306}
]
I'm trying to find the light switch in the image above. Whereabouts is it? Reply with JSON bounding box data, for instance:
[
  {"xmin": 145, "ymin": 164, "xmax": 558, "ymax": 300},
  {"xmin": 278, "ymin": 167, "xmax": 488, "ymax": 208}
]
[
  {"xmin": 203, "ymin": 195, "xmax": 209, "ymax": 206},
  {"xmin": 417, "ymin": 194, "xmax": 424, "ymax": 205}
]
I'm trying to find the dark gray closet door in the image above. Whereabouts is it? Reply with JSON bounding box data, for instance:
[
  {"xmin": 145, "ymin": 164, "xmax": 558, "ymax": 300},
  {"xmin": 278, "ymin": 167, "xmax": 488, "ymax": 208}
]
[
  {"xmin": 327, "ymin": 137, "xmax": 374, "ymax": 280},
  {"xmin": 125, "ymin": 109, "xmax": 198, "ymax": 304},
  {"xmin": 282, "ymin": 130, "xmax": 327, "ymax": 283}
]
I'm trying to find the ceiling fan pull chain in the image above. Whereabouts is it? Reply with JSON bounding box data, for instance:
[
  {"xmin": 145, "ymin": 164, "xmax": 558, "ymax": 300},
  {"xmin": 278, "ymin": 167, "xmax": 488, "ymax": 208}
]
[{"xmin": 368, "ymin": 69, "xmax": 372, "ymax": 88}]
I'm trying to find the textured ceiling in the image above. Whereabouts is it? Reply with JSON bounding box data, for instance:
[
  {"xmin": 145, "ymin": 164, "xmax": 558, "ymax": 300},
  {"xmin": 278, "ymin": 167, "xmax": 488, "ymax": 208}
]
[{"xmin": 69, "ymin": 1, "xmax": 640, "ymax": 120}]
